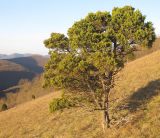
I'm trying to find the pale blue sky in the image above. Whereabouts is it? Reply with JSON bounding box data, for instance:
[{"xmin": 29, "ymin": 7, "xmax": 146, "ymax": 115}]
[{"xmin": 0, "ymin": 0, "xmax": 160, "ymax": 55}]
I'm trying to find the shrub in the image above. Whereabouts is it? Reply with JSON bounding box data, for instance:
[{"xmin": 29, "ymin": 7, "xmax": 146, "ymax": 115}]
[
  {"xmin": 49, "ymin": 92, "xmax": 95, "ymax": 113},
  {"xmin": 49, "ymin": 97, "xmax": 75, "ymax": 113},
  {"xmin": 1, "ymin": 103, "xmax": 8, "ymax": 111},
  {"xmin": 32, "ymin": 95, "xmax": 36, "ymax": 99}
]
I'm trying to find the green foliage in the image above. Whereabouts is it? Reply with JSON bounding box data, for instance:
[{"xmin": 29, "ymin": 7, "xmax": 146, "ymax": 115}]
[
  {"xmin": 49, "ymin": 96, "xmax": 75, "ymax": 113},
  {"xmin": 44, "ymin": 5, "xmax": 155, "ymax": 125},
  {"xmin": 44, "ymin": 33, "xmax": 69, "ymax": 52},
  {"xmin": 49, "ymin": 91, "xmax": 94, "ymax": 113},
  {"xmin": 44, "ymin": 6, "xmax": 155, "ymax": 91},
  {"xmin": 111, "ymin": 6, "xmax": 155, "ymax": 48},
  {"xmin": 1, "ymin": 103, "xmax": 8, "ymax": 111}
]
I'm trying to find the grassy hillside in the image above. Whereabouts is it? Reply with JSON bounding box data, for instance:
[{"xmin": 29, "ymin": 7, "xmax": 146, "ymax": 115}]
[
  {"xmin": 0, "ymin": 75, "xmax": 53, "ymax": 108},
  {"xmin": 0, "ymin": 50, "xmax": 160, "ymax": 138}
]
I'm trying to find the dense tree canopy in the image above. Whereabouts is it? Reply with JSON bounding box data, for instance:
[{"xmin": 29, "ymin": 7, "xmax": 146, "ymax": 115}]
[{"xmin": 44, "ymin": 6, "xmax": 155, "ymax": 127}]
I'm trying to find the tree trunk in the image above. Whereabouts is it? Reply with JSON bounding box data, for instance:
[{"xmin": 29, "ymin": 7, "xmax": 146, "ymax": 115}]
[
  {"xmin": 100, "ymin": 77, "xmax": 111, "ymax": 128},
  {"xmin": 104, "ymin": 92, "xmax": 110, "ymax": 128},
  {"xmin": 113, "ymin": 41, "xmax": 117, "ymax": 58}
]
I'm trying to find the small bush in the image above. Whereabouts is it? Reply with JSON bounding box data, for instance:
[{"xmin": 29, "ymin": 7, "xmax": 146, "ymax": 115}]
[
  {"xmin": 1, "ymin": 104, "xmax": 8, "ymax": 111},
  {"xmin": 49, "ymin": 97, "xmax": 75, "ymax": 113},
  {"xmin": 49, "ymin": 91, "xmax": 95, "ymax": 113},
  {"xmin": 32, "ymin": 95, "xmax": 36, "ymax": 99}
]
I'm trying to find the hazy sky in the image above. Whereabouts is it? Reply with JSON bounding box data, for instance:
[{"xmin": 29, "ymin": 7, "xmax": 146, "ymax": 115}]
[{"xmin": 0, "ymin": 0, "xmax": 160, "ymax": 55}]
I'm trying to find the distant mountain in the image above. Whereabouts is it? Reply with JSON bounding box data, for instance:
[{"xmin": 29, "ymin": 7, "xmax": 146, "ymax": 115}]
[
  {"xmin": 0, "ymin": 53, "xmax": 33, "ymax": 59},
  {"xmin": 7, "ymin": 55, "xmax": 48, "ymax": 74},
  {"xmin": 0, "ymin": 55, "xmax": 48, "ymax": 91},
  {"xmin": 0, "ymin": 54, "xmax": 7, "ymax": 59}
]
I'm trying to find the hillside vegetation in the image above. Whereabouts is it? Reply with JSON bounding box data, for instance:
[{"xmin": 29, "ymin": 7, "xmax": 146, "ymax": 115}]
[
  {"xmin": 0, "ymin": 50, "xmax": 160, "ymax": 138},
  {"xmin": 0, "ymin": 55, "xmax": 49, "ymax": 108},
  {"xmin": 0, "ymin": 75, "xmax": 53, "ymax": 108}
]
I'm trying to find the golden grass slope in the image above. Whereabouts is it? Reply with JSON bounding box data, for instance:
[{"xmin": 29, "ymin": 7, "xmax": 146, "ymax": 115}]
[
  {"xmin": 0, "ymin": 91, "xmax": 103, "ymax": 138},
  {"xmin": 0, "ymin": 50, "xmax": 160, "ymax": 138}
]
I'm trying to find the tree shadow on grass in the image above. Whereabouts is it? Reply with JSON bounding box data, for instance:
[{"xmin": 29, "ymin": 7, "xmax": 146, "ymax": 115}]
[{"xmin": 126, "ymin": 79, "xmax": 160, "ymax": 112}]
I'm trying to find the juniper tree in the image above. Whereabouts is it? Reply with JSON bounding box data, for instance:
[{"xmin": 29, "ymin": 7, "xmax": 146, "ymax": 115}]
[{"xmin": 43, "ymin": 6, "xmax": 155, "ymax": 127}]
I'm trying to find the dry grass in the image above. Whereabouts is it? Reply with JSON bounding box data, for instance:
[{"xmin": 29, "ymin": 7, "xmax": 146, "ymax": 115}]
[
  {"xmin": 112, "ymin": 49, "xmax": 160, "ymax": 101},
  {"xmin": 0, "ymin": 91, "xmax": 103, "ymax": 138},
  {"xmin": 108, "ymin": 50, "xmax": 160, "ymax": 138},
  {"xmin": 0, "ymin": 50, "xmax": 160, "ymax": 138},
  {"xmin": 0, "ymin": 91, "xmax": 61, "ymax": 138}
]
